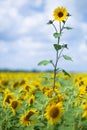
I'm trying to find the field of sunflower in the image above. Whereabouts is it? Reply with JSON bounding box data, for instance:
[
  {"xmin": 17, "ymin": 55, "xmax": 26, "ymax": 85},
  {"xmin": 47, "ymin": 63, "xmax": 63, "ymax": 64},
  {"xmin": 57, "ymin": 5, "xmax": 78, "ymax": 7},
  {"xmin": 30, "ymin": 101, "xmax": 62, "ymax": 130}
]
[{"xmin": 0, "ymin": 72, "xmax": 87, "ymax": 130}]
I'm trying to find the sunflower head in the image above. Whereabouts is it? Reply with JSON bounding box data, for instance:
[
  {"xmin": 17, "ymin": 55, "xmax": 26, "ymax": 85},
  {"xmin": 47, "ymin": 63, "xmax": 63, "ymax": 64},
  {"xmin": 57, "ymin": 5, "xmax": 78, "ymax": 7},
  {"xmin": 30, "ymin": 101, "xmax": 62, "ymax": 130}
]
[
  {"xmin": 53, "ymin": 7, "xmax": 68, "ymax": 22},
  {"xmin": 20, "ymin": 109, "xmax": 37, "ymax": 126},
  {"xmin": 44, "ymin": 102, "xmax": 63, "ymax": 124},
  {"xmin": 28, "ymin": 94, "xmax": 35, "ymax": 106},
  {"xmin": 3, "ymin": 92, "xmax": 14, "ymax": 107},
  {"xmin": 10, "ymin": 99, "xmax": 21, "ymax": 115}
]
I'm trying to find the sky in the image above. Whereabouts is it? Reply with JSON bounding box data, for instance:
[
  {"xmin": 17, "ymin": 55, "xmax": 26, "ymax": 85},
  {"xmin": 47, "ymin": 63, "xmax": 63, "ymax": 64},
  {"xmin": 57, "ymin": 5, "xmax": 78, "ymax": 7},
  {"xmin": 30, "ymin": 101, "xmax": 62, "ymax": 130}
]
[{"xmin": 0, "ymin": 0, "xmax": 87, "ymax": 72}]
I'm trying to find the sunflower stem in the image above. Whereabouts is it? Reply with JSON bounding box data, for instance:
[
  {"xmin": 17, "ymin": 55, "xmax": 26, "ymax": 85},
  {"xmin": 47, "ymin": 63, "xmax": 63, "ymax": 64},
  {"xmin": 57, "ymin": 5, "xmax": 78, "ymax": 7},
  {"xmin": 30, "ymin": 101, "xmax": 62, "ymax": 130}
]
[
  {"xmin": 52, "ymin": 23, "xmax": 58, "ymax": 33},
  {"xmin": 53, "ymin": 22, "xmax": 62, "ymax": 91}
]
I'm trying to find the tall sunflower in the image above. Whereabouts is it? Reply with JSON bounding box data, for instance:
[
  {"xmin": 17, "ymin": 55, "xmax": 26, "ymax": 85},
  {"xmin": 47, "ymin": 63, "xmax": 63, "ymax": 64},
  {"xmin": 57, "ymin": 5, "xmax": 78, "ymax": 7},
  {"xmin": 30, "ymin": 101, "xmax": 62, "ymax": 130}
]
[
  {"xmin": 20, "ymin": 109, "xmax": 37, "ymax": 126},
  {"xmin": 53, "ymin": 7, "xmax": 67, "ymax": 22},
  {"xmin": 44, "ymin": 102, "xmax": 63, "ymax": 124}
]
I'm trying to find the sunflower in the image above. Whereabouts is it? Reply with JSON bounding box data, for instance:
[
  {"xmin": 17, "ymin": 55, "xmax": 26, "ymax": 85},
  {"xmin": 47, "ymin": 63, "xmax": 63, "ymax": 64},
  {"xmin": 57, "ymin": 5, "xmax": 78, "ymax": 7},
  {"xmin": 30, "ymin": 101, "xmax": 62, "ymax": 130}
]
[
  {"xmin": 44, "ymin": 102, "xmax": 63, "ymax": 124},
  {"xmin": 11, "ymin": 81, "xmax": 19, "ymax": 90},
  {"xmin": 20, "ymin": 109, "xmax": 37, "ymax": 126},
  {"xmin": 10, "ymin": 99, "xmax": 21, "ymax": 115},
  {"xmin": 28, "ymin": 94, "xmax": 35, "ymax": 106},
  {"xmin": 18, "ymin": 91, "xmax": 28, "ymax": 101},
  {"xmin": 23, "ymin": 84, "xmax": 31, "ymax": 92},
  {"xmin": 53, "ymin": 7, "xmax": 67, "ymax": 22},
  {"xmin": 49, "ymin": 95, "xmax": 65, "ymax": 105},
  {"xmin": 82, "ymin": 100, "xmax": 87, "ymax": 118},
  {"xmin": 3, "ymin": 92, "xmax": 14, "ymax": 107},
  {"xmin": 19, "ymin": 79, "xmax": 27, "ymax": 86}
]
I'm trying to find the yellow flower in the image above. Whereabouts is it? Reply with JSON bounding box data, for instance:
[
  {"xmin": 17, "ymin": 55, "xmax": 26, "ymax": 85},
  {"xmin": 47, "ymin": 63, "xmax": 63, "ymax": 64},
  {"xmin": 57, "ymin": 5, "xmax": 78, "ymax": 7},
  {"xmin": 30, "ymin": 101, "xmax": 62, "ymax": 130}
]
[
  {"xmin": 10, "ymin": 99, "xmax": 21, "ymax": 115},
  {"xmin": 50, "ymin": 95, "xmax": 65, "ymax": 104},
  {"xmin": 11, "ymin": 81, "xmax": 19, "ymax": 90},
  {"xmin": 53, "ymin": 7, "xmax": 67, "ymax": 22},
  {"xmin": 20, "ymin": 109, "xmax": 37, "ymax": 126},
  {"xmin": 18, "ymin": 91, "xmax": 28, "ymax": 101},
  {"xmin": 19, "ymin": 79, "xmax": 27, "ymax": 86},
  {"xmin": 23, "ymin": 84, "xmax": 31, "ymax": 92},
  {"xmin": 3, "ymin": 92, "xmax": 14, "ymax": 107},
  {"xmin": 28, "ymin": 94, "xmax": 35, "ymax": 106},
  {"xmin": 44, "ymin": 102, "xmax": 63, "ymax": 124},
  {"xmin": 82, "ymin": 111, "xmax": 87, "ymax": 118}
]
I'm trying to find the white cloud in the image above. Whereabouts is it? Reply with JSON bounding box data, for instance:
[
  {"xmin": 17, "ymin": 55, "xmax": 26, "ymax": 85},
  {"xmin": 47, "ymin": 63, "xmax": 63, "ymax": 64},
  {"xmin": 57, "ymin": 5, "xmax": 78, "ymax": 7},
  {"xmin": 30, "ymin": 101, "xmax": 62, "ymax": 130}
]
[
  {"xmin": 0, "ymin": 0, "xmax": 87, "ymax": 71},
  {"xmin": 0, "ymin": 41, "xmax": 8, "ymax": 53},
  {"xmin": 33, "ymin": 0, "xmax": 43, "ymax": 7},
  {"xmin": 18, "ymin": 13, "xmax": 44, "ymax": 34},
  {"xmin": 79, "ymin": 42, "xmax": 87, "ymax": 53}
]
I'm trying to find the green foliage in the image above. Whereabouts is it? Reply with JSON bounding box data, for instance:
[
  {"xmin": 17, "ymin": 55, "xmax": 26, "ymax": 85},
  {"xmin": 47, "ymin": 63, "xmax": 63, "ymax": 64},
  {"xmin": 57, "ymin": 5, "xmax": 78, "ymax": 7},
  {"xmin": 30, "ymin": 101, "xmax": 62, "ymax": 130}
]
[
  {"xmin": 62, "ymin": 69, "xmax": 71, "ymax": 77},
  {"xmin": 63, "ymin": 55, "xmax": 73, "ymax": 61},
  {"xmin": 53, "ymin": 44, "xmax": 68, "ymax": 51},
  {"xmin": 53, "ymin": 32, "xmax": 62, "ymax": 38},
  {"xmin": 64, "ymin": 27, "xmax": 73, "ymax": 30},
  {"xmin": 47, "ymin": 20, "xmax": 53, "ymax": 24},
  {"xmin": 53, "ymin": 44, "xmax": 62, "ymax": 51},
  {"xmin": 38, "ymin": 60, "xmax": 51, "ymax": 66},
  {"xmin": 62, "ymin": 44, "xmax": 68, "ymax": 49}
]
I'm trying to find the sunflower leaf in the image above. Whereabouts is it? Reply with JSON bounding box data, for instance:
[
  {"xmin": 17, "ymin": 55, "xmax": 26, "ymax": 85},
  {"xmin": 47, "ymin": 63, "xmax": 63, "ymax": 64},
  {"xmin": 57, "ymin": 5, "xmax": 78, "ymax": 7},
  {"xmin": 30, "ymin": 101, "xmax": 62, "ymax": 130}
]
[
  {"xmin": 38, "ymin": 60, "xmax": 51, "ymax": 66},
  {"xmin": 53, "ymin": 32, "xmax": 62, "ymax": 38},
  {"xmin": 64, "ymin": 27, "xmax": 73, "ymax": 30},
  {"xmin": 61, "ymin": 44, "xmax": 68, "ymax": 49},
  {"xmin": 62, "ymin": 69, "xmax": 71, "ymax": 77},
  {"xmin": 63, "ymin": 55, "xmax": 73, "ymax": 61},
  {"xmin": 53, "ymin": 44, "xmax": 62, "ymax": 51}
]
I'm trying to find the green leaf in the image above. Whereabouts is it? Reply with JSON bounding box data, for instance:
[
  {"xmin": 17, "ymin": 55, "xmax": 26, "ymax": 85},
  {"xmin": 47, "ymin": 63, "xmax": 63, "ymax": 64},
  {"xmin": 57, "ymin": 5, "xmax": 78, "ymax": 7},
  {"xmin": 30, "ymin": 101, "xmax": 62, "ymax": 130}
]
[
  {"xmin": 38, "ymin": 60, "xmax": 51, "ymax": 66},
  {"xmin": 47, "ymin": 20, "xmax": 53, "ymax": 24},
  {"xmin": 64, "ymin": 27, "xmax": 73, "ymax": 30},
  {"xmin": 63, "ymin": 55, "xmax": 73, "ymax": 61},
  {"xmin": 53, "ymin": 32, "xmax": 61, "ymax": 38},
  {"xmin": 41, "ymin": 73, "xmax": 52, "ymax": 79},
  {"xmin": 62, "ymin": 44, "xmax": 68, "ymax": 49},
  {"xmin": 62, "ymin": 69, "xmax": 71, "ymax": 77},
  {"xmin": 53, "ymin": 44, "xmax": 62, "ymax": 51}
]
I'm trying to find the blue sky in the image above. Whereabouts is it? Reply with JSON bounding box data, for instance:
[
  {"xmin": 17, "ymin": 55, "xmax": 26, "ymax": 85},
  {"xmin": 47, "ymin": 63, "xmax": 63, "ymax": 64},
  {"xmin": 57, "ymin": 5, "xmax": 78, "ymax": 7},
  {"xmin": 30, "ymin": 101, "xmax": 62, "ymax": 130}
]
[{"xmin": 0, "ymin": 0, "xmax": 87, "ymax": 72}]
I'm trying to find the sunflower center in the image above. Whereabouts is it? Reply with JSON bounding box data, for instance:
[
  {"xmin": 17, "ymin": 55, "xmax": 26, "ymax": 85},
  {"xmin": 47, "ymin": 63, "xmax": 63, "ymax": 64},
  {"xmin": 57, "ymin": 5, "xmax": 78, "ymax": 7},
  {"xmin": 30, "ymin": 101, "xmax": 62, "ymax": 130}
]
[
  {"xmin": 50, "ymin": 106, "xmax": 59, "ymax": 118},
  {"xmin": 25, "ymin": 111, "xmax": 34, "ymax": 121},
  {"xmin": 11, "ymin": 101, "xmax": 18, "ymax": 109},
  {"xmin": 25, "ymin": 86, "xmax": 30, "ymax": 91},
  {"xmin": 30, "ymin": 98, "xmax": 34, "ymax": 105},
  {"xmin": 58, "ymin": 12, "xmax": 63, "ymax": 18},
  {"xmin": 20, "ymin": 80, "xmax": 26, "ymax": 85},
  {"xmin": 5, "ymin": 95, "xmax": 12, "ymax": 103}
]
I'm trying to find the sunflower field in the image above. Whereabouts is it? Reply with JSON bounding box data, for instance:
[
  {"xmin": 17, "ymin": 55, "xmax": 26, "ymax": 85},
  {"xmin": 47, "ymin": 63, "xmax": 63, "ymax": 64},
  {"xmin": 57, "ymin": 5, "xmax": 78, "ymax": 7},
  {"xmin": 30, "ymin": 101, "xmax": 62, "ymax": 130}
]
[{"xmin": 0, "ymin": 72, "xmax": 87, "ymax": 130}]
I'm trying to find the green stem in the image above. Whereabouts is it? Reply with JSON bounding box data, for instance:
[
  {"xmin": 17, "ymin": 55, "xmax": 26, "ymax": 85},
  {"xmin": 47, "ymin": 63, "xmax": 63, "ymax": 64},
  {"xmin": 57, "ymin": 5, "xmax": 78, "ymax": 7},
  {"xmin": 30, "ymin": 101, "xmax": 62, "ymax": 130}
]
[
  {"xmin": 52, "ymin": 23, "xmax": 58, "ymax": 33},
  {"xmin": 52, "ymin": 21, "xmax": 67, "ymax": 91},
  {"xmin": 53, "ymin": 22, "xmax": 61, "ymax": 91}
]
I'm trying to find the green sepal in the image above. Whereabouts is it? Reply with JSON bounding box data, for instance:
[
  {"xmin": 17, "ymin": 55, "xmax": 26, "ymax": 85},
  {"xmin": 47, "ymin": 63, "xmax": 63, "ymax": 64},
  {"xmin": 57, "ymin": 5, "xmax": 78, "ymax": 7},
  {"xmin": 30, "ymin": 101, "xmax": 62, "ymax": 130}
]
[
  {"xmin": 47, "ymin": 20, "xmax": 53, "ymax": 24},
  {"xmin": 63, "ymin": 55, "xmax": 73, "ymax": 61},
  {"xmin": 67, "ymin": 13, "xmax": 72, "ymax": 17},
  {"xmin": 62, "ymin": 20, "xmax": 66, "ymax": 24},
  {"xmin": 53, "ymin": 32, "xmax": 61, "ymax": 38},
  {"xmin": 38, "ymin": 60, "xmax": 51, "ymax": 66}
]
